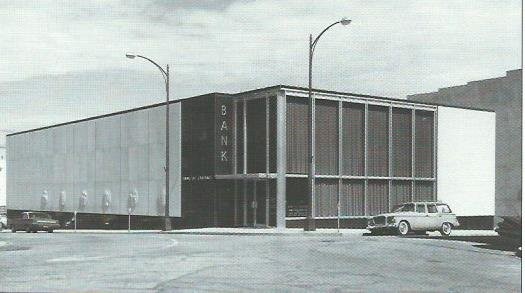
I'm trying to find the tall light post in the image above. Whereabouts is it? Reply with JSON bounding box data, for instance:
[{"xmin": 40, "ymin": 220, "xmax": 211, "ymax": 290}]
[
  {"xmin": 306, "ymin": 18, "xmax": 351, "ymax": 231},
  {"xmin": 126, "ymin": 53, "xmax": 171, "ymax": 231}
]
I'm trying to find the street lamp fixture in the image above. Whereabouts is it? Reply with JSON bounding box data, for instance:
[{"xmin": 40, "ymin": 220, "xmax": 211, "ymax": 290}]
[
  {"xmin": 306, "ymin": 18, "xmax": 351, "ymax": 231},
  {"xmin": 125, "ymin": 53, "xmax": 171, "ymax": 231},
  {"xmin": 340, "ymin": 17, "xmax": 352, "ymax": 26}
]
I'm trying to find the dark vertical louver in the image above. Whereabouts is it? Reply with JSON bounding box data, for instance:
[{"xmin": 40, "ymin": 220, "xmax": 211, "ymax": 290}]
[
  {"xmin": 269, "ymin": 97, "xmax": 277, "ymax": 173},
  {"xmin": 181, "ymin": 101, "xmax": 192, "ymax": 177},
  {"xmin": 286, "ymin": 96, "xmax": 308, "ymax": 174},
  {"xmin": 414, "ymin": 181, "xmax": 434, "ymax": 201},
  {"xmin": 315, "ymin": 100, "xmax": 338, "ymax": 175},
  {"xmin": 367, "ymin": 180, "xmax": 389, "ymax": 215},
  {"xmin": 391, "ymin": 181, "xmax": 412, "ymax": 207},
  {"xmin": 342, "ymin": 103, "xmax": 365, "ymax": 176},
  {"xmin": 392, "ymin": 108, "xmax": 412, "ymax": 177},
  {"xmin": 236, "ymin": 101, "xmax": 244, "ymax": 174},
  {"xmin": 367, "ymin": 106, "xmax": 389, "ymax": 176},
  {"xmin": 340, "ymin": 180, "xmax": 365, "ymax": 216},
  {"xmin": 247, "ymin": 98, "xmax": 267, "ymax": 173},
  {"xmin": 415, "ymin": 110, "xmax": 434, "ymax": 178},
  {"xmin": 314, "ymin": 179, "xmax": 338, "ymax": 217}
]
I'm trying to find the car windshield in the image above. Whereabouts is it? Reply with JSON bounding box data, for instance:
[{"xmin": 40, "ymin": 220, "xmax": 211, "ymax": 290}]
[{"xmin": 393, "ymin": 203, "xmax": 415, "ymax": 212}]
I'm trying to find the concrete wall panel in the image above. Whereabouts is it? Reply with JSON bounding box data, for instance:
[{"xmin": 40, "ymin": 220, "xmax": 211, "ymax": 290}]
[
  {"xmin": 121, "ymin": 110, "xmax": 149, "ymax": 148},
  {"xmin": 7, "ymin": 100, "xmax": 187, "ymax": 218}
]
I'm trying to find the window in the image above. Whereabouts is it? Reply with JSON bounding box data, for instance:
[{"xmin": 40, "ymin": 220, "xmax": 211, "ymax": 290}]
[
  {"xmin": 416, "ymin": 204, "xmax": 426, "ymax": 213},
  {"xmin": 427, "ymin": 204, "xmax": 438, "ymax": 213},
  {"xmin": 394, "ymin": 203, "xmax": 414, "ymax": 212},
  {"xmin": 437, "ymin": 204, "xmax": 452, "ymax": 213}
]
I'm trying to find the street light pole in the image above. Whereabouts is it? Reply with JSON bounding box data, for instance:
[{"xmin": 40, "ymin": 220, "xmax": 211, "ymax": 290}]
[
  {"xmin": 307, "ymin": 33, "xmax": 315, "ymax": 231},
  {"xmin": 164, "ymin": 64, "xmax": 171, "ymax": 231},
  {"xmin": 306, "ymin": 18, "xmax": 351, "ymax": 232},
  {"xmin": 126, "ymin": 53, "xmax": 172, "ymax": 231}
]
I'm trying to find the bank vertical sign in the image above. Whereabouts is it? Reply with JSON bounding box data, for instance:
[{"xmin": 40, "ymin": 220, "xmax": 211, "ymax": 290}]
[{"xmin": 215, "ymin": 96, "xmax": 233, "ymax": 175}]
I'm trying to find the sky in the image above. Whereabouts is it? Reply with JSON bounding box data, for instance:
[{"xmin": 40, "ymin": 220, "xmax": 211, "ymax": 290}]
[{"xmin": 0, "ymin": 0, "xmax": 522, "ymax": 133}]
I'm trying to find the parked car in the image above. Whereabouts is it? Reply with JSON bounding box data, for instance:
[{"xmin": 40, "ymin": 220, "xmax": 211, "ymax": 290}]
[
  {"xmin": 9, "ymin": 212, "xmax": 60, "ymax": 233},
  {"xmin": 367, "ymin": 202, "xmax": 460, "ymax": 236},
  {"xmin": 0, "ymin": 214, "xmax": 7, "ymax": 231}
]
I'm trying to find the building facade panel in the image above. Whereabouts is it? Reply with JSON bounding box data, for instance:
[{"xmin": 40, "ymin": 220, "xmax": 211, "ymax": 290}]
[
  {"xmin": 286, "ymin": 96, "xmax": 308, "ymax": 174},
  {"xmin": 314, "ymin": 179, "xmax": 338, "ymax": 217},
  {"xmin": 414, "ymin": 181, "xmax": 433, "ymax": 202},
  {"xmin": 315, "ymin": 100, "xmax": 339, "ymax": 175},
  {"xmin": 415, "ymin": 110, "xmax": 434, "ymax": 178},
  {"xmin": 367, "ymin": 105, "xmax": 389, "ymax": 177},
  {"xmin": 340, "ymin": 179, "xmax": 364, "ymax": 216},
  {"xmin": 392, "ymin": 108, "xmax": 412, "ymax": 177},
  {"xmin": 367, "ymin": 180, "xmax": 389, "ymax": 215},
  {"xmin": 391, "ymin": 180, "xmax": 411, "ymax": 207},
  {"xmin": 341, "ymin": 103, "xmax": 365, "ymax": 176}
]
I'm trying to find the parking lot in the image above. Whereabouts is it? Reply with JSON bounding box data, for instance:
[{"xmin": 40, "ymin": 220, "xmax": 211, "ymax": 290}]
[{"xmin": 0, "ymin": 231, "xmax": 521, "ymax": 292}]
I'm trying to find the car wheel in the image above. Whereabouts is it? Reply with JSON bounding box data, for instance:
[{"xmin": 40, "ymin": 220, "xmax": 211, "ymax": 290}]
[
  {"xmin": 440, "ymin": 222, "xmax": 452, "ymax": 236},
  {"xmin": 25, "ymin": 228, "xmax": 31, "ymax": 233},
  {"xmin": 47, "ymin": 229, "xmax": 53, "ymax": 233},
  {"xmin": 11, "ymin": 228, "xmax": 16, "ymax": 233},
  {"xmin": 398, "ymin": 221, "xmax": 410, "ymax": 236}
]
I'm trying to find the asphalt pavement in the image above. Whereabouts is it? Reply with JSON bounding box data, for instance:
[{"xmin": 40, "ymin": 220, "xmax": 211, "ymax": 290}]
[{"xmin": 0, "ymin": 231, "xmax": 521, "ymax": 292}]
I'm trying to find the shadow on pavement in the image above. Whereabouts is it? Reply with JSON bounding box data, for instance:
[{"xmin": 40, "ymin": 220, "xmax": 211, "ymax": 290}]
[
  {"xmin": 362, "ymin": 232, "xmax": 521, "ymax": 256},
  {"xmin": 418, "ymin": 235, "xmax": 520, "ymax": 254}
]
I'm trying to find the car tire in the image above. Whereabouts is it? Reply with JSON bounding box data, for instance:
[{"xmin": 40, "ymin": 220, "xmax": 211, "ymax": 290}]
[
  {"xmin": 440, "ymin": 222, "xmax": 452, "ymax": 237},
  {"xmin": 47, "ymin": 229, "xmax": 53, "ymax": 233},
  {"xmin": 11, "ymin": 228, "xmax": 16, "ymax": 233},
  {"xmin": 398, "ymin": 221, "xmax": 411, "ymax": 236}
]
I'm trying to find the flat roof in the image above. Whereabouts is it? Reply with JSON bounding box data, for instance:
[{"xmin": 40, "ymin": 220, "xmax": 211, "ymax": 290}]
[
  {"xmin": 8, "ymin": 85, "xmax": 494, "ymax": 137},
  {"xmin": 239, "ymin": 84, "xmax": 495, "ymax": 113}
]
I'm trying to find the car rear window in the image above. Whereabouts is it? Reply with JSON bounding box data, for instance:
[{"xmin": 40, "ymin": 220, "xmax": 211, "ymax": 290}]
[{"xmin": 437, "ymin": 204, "xmax": 452, "ymax": 213}]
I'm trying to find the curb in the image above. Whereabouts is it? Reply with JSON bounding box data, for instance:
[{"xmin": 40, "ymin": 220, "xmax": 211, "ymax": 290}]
[
  {"xmin": 54, "ymin": 230, "xmax": 162, "ymax": 234},
  {"xmin": 159, "ymin": 231, "xmax": 343, "ymax": 237}
]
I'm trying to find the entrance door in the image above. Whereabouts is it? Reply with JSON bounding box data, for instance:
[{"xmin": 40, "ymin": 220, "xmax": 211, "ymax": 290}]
[{"xmin": 246, "ymin": 180, "xmax": 268, "ymax": 227}]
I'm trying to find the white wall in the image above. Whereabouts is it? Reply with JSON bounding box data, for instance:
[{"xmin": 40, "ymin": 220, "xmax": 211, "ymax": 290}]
[
  {"xmin": 437, "ymin": 106, "xmax": 495, "ymax": 216},
  {"xmin": 0, "ymin": 147, "xmax": 5, "ymax": 206}
]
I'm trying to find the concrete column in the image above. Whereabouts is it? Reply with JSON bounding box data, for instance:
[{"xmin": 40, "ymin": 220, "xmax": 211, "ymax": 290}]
[
  {"xmin": 411, "ymin": 108, "xmax": 416, "ymax": 201},
  {"xmin": 276, "ymin": 91, "xmax": 287, "ymax": 229}
]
